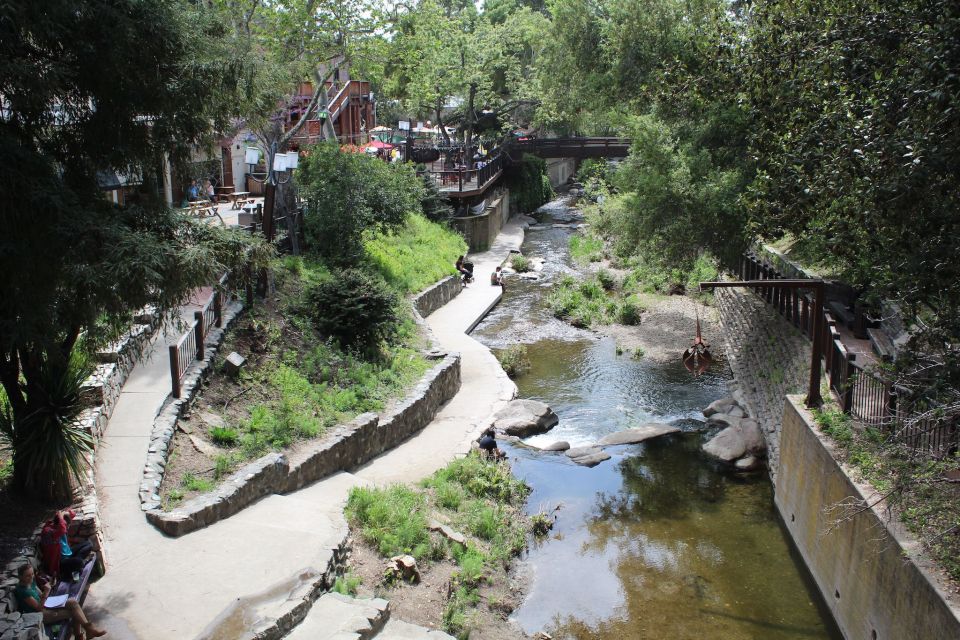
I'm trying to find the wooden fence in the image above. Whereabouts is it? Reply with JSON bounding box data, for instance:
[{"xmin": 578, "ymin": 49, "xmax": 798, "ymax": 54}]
[
  {"xmin": 739, "ymin": 252, "xmax": 958, "ymax": 456},
  {"xmin": 168, "ymin": 272, "xmax": 232, "ymax": 398}
]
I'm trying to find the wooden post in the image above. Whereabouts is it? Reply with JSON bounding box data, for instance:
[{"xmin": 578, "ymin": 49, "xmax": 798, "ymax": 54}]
[
  {"xmin": 194, "ymin": 311, "xmax": 205, "ymax": 360},
  {"xmin": 262, "ymin": 183, "xmax": 276, "ymax": 242},
  {"xmin": 169, "ymin": 344, "xmax": 181, "ymax": 398},
  {"xmin": 842, "ymin": 353, "xmax": 856, "ymax": 413},
  {"xmin": 214, "ymin": 290, "xmax": 223, "ymax": 328}
]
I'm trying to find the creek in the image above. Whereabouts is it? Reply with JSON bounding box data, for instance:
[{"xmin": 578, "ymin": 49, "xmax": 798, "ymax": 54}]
[{"xmin": 472, "ymin": 196, "xmax": 840, "ymax": 639}]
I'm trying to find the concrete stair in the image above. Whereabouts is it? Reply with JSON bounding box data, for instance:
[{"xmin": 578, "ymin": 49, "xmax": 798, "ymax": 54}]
[
  {"xmin": 286, "ymin": 592, "xmax": 390, "ymax": 640},
  {"xmin": 283, "ymin": 593, "xmax": 455, "ymax": 640}
]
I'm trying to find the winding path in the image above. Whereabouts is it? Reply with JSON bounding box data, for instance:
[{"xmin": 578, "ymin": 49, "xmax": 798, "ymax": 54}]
[{"xmin": 85, "ymin": 219, "xmax": 525, "ymax": 639}]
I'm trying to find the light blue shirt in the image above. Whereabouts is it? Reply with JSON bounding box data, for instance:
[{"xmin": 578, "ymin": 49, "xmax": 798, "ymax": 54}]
[{"xmin": 59, "ymin": 534, "xmax": 72, "ymax": 557}]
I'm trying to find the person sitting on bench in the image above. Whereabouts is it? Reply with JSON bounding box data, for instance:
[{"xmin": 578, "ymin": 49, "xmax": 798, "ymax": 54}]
[
  {"xmin": 40, "ymin": 509, "xmax": 94, "ymax": 580},
  {"xmin": 14, "ymin": 564, "xmax": 106, "ymax": 638}
]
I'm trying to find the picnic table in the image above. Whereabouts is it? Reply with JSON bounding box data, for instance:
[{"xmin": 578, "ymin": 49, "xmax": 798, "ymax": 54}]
[
  {"xmin": 229, "ymin": 191, "xmax": 252, "ymax": 210},
  {"xmin": 182, "ymin": 202, "xmax": 225, "ymax": 225}
]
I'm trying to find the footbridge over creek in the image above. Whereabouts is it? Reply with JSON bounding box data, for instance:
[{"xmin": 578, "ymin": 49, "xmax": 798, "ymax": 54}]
[{"xmin": 433, "ymin": 137, "xmax": 630, "ymax": 199}]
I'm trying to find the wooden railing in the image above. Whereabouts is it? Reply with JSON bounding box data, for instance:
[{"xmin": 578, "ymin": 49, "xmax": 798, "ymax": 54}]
[
  {"xmin": 168, "ymin": 273, "xmax": 231, "ymax": 398},
  {"xmin": 738, "ymin": 252, "xmax": 958, "ymax": 455},
  {"xmin": 426, "ymin": 154, "xmax": 503, "ymax": 195},
  {"xmin": 506, "ymin": 137, "xmax": 631, "ymax": 159}
]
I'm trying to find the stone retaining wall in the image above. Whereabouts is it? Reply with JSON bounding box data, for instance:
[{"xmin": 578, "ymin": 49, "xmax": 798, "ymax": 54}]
[
  {"xmin": 146, "ymin": 354, "xmax": 461, "ymax": 536},
  {"xmin": 0, "ymin": 314, "xmax": 160, "ymax": 639},
  {"xmin": 138, "ymin": 301, "xmax": 244, "ymax": 513},
  {"xmin": 412, "ymin": 276, "xmax": 462, "ymax": 318},
  {"xmin": 714, "ymin": 287, "xmax": 810, "ymax": 479},
  {"xmin": 777, "ymin": 397, "xmax": 960, "ymax": 640}
]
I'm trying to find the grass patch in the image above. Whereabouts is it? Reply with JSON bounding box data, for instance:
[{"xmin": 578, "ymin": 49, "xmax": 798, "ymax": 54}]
[
  {"xmin": 569, "ymin": 232, "xmax": 605, "ymax": 264},
  {"xmin": 510, "ymin": 254, "xmax": 532, "ymax": 273},
  {"xmin": 332, "ymin": 572, "xmax": 362, "ymax": 596},
  {"xmin": 181, "ymin": 473, "xmax": 213, "ymax": 493},
  {"xmin": 547, "ymin": 274, "xmax": 648, "ymax": 329},
  {"xmin": 495, "ymin": 344, "xmax": 530, "ymax": 378},
  {"xmin": 345, "ymin": 484, "xmax": 431, "ymax": 559},
  {"xmin": 210, "ymin": 426, "xmax": 239, "ymax": 446},
  {"xmin": 365, "ymin": 213, "xmax": 467, "ymax": 294},
  {"xmin": 349, "ymin": 455, "xmax": 532, "ymax": 639}
]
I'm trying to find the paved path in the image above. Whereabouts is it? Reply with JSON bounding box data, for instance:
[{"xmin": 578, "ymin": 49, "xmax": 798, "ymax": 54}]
[{"xmin": 86, "ymin": 219, "xmax": 525, "ymax": 639}]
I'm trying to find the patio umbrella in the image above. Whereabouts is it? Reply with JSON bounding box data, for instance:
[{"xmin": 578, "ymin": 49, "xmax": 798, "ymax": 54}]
[
  {"xmin": 370, "ymin": 125, "xmax": 391, "ymax": 132},
  {"xmin": 365, "ymin": 140, "xmax": 394, "ymax": 150}
]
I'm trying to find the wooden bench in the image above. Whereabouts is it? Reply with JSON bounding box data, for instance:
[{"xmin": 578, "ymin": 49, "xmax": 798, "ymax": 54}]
[{"xmin": 44, "ymin": 553, "xmax": 97, "ymax": 640}]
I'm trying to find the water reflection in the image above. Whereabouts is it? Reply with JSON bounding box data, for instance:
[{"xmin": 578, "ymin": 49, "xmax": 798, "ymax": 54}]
[{"xmin": 472, "ymin": 197, "xmax": 838, "ymax": 639}]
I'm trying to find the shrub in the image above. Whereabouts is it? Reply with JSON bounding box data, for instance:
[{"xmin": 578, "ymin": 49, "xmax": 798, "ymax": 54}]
[
  {"xmin": 596, "ymin": 268, "xmax": 617, "ymax": 290},
  {"xmin": 429, "ymin": 455, "xmax": 530, "ymax": 505},
  {"xmin": 531, "ymin": 512, "xmax": 553, "ymax": 538},
  {"xmin": 303, "ymin": 269, "xmax": 399, "ymax": 351},
  {"xmin": 507, "ymin": 154, "xmax": 554, "ymax": 213},
  {"xmin": 616, "ymin": 298, "xmax": 644, "ymax": 325},
  {"xmin": 510, "ymin": 254, "xmax": 531, "ymax": 273},
  {"xmin": 299, "ymin": 142, "xmax": 424, "ymax": 265},
  {"xmin": 209, "ymin": 426, "xmax": 238, "ymax": 446},
  {"xmin": 496, "ymin": 344, "xmax": 530, "ymax": 378},
  {"xmin": 465, "ymin": 502, "xmax": 501, "ymax": 541}
]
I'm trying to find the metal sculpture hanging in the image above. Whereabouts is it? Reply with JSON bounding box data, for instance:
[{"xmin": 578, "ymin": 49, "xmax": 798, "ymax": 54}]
[{"xmin": 683, "ymin": 309, "xmax": 712, "ymax": 376}]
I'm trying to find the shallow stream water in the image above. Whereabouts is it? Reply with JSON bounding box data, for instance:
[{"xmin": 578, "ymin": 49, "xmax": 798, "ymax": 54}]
[{"xmin": 472, "ymin": 197, "xmax": 840, "ymax": 639}]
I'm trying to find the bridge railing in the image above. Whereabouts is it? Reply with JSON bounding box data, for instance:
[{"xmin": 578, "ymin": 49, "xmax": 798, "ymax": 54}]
[{"xmin": 426, "ymin": 154, "xmax": 503, "ymax": 194}]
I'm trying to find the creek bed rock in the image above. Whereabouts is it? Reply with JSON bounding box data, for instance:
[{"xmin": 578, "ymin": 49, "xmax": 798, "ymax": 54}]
[
  {"xmin": 492, "ymin": 399, "xmax": 559, "ymax": 437},
  {"xmin": 597, "ymin": 424, "xmax": 680, "ymax": 446}
]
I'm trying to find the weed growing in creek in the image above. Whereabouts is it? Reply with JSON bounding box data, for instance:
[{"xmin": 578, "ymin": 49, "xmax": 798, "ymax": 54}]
[
  {"xmin": 495, "ymin": 343, "xmax": 530, "ymax": 378},
  {"xmin": 510, "ymin": 254, "xmax": 532, "ymax": 273}
]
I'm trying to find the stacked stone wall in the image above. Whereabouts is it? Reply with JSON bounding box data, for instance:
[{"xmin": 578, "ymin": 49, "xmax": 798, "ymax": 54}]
[
  {"xmin": 412, "ymin": 276, "xmax": 462, "ymax": 318},
  {"xmin": 714, "ymin": 287, "xmax": 810, "ymax": 479}
]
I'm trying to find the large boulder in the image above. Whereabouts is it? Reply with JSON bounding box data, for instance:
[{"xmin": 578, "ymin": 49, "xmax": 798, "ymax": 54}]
[
  {"xmin": 598, "ymin": 424, "xmax": 680, "ymax": 446},
  {"xmin": 565, "ymin": 446, "xmax": 611, "ymax": 467},
  {"xmin": 702, "ymin": 420, "xmax": 766, "ymax": 462},
  {"xmin": 541, "ymin": 441, "xmax": 570, "ymax": 452},
  {"xmin": 707, "ymin": 413, "xmax": 742, "ymax": 429},
  {"xmin": 492, "ymin": 399, "xmax": 559, "ymax": 437}
]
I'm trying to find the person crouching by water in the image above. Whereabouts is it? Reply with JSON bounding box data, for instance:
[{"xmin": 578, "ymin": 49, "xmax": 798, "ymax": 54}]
[
  {"xmin": 456, "ymin": 255, "xmax": 473, "ymax": 284},
  {"xmin": 477, "ymin": 427, "xmax": 506, "ymax": 461},
  {"xmin": 490, "ymin": 266, "xmax": 504, "ymax": 290},
  {"xmin": 14, "ymin": 564, "xmax": 106, "ymax": 638}
]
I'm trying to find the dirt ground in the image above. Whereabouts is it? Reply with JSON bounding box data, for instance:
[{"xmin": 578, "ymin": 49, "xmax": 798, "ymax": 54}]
[
  {"xmin": 349, "ymin": 537, "xmax": 530, "ymax": 639},
  {"xmin": 600, "ymin": 293, "xmax": 722, "ymax": 364}
]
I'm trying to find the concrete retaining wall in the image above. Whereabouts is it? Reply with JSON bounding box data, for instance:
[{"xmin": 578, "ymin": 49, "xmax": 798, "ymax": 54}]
[
  {"xmin": 714, "ymin": 287, "xmax": 810, "ymax": 479},
  {"xmin": 450, "ymin": 188, "xmax": 511, "ymax": 252},
  {"xmin": 148, "ymin": 354, "xmax": 461, "ymax": 536},
  {"xmin": 412, "ymin": 276, "xmax": 462, "ymax": 318},
  {"xmin": 546, "ymin": 158, "xmax": 576, "ymax": 187},
  {"xmin": 776, "ymin": 396, "xmax": 960, "ymax": 640}
]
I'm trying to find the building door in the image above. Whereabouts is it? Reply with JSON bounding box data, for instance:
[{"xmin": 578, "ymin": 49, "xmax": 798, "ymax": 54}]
[{"xmin": 221, "ymin": 147, "xmax": 234, "ymax": 190}]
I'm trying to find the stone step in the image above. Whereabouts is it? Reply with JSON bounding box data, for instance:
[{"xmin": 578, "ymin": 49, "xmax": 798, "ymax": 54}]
[
  {"xmin": 286, "ymin": 593, "xmax": 390, "ymax": 640},
  {"xmin": 375, "ymin": 618, "xmax": 456, "ymax": 639}
]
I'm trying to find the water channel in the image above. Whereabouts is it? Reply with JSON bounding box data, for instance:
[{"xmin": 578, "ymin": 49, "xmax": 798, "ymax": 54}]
[{"xmin": 472, "ymin": 197, "xmax": 840, "ymax": 640}]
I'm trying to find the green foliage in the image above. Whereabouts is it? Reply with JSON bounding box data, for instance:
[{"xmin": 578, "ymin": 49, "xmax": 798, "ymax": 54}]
[
  {"xmin": 303, "ymin": 269, "xmax": 399, "ymax": 352},
  {"xmin": 0, "ymin": 352, "xmax": 95, "ymax": 501},
  {"xmin": 510, "ymin": 254, "xmax": 532, "ymax": 273},
  {"xmin": 530, "ymin": 512, "xmax": 553, "ymax": 538},
  {"xmin": 332, "ymin": 572, "xmax": 362, "ymax": 596},
  {"xmin": 420, "ymin": 173, "xmax": 454, "ymax": 222},
  {"xmin": 507, "ymin": 155, "xmax": 554, "ymax": 213},
  {"xmin": 299, "ymin": 143, "xmax": 424, "ymax": 266},
  {"xmin": 181, "ymin": 473, "xmax": 214, "ymax": 493},
  {"xmin": 813, "ymin": 409, "xmax": 854, "ymax": 445},
  {"xmin": 596, "ymin": 268, "xmax": 617, "ymax": 291},
  {"xmin": 209, "ymin": 427, "xmax": 239, "ymax": 447},
  {"xmin": 616, "ymin": 298, "xmax": 644, "ymax": 326},
  {"xmin": 426, "ymin": 454, "xmax": 530, "ymax": 505},
  {"xmin": 213, "ymin": 453, "xmax": 241, "ymax": 481},
  {"xmin": 345, "ymin": 485, "xmax": 431, "ymax": 559},
  {"xmin": 495, "ymin": 344, "xmax": 530, "ymax": 378},
  {"xmin": 365, "ymin": 213, "xmax": 467, "ymax": 294},
  {"xmin": 569, "ymin": 233, "xmax": 605, "ymax": 264}
]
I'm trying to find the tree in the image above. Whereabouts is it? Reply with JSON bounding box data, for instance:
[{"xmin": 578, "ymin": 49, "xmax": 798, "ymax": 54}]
[
  {"xmin": 298, "ymin": 143, "xmax": 424, "ymax": 265},
  {"xmin": 0, "ymin": 0, "xmax": 269, "ymax": 500}
]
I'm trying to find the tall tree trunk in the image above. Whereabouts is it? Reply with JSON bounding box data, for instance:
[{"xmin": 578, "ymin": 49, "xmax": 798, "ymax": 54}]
[
  {"xmin": 465, "ymin": 83, "xmax": 477, "ymax": 171},
  {"xmin": 435, "ymin": 95, "xmax": 451, "ymax": 145}
]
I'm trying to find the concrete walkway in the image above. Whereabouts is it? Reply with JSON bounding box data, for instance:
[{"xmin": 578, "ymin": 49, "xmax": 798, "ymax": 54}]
[{"xmin": 85, "ymin": 219, "xmax": 525, "ymax": 639}]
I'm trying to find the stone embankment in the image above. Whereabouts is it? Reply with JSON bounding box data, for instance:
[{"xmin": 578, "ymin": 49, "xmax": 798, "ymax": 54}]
[
  {"xmin": 713, "ymin": 287, "xmax": 810, "ymax": 479},
  {"xmin": 700, "ymin": 393, "xmax": 766, "ymax": 471}
]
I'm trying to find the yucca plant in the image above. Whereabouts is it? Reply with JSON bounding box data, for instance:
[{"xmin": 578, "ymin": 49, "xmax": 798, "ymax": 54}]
[{"xmin": 0, "ymin": 352, "xmax": 95, "ymax": 502}]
